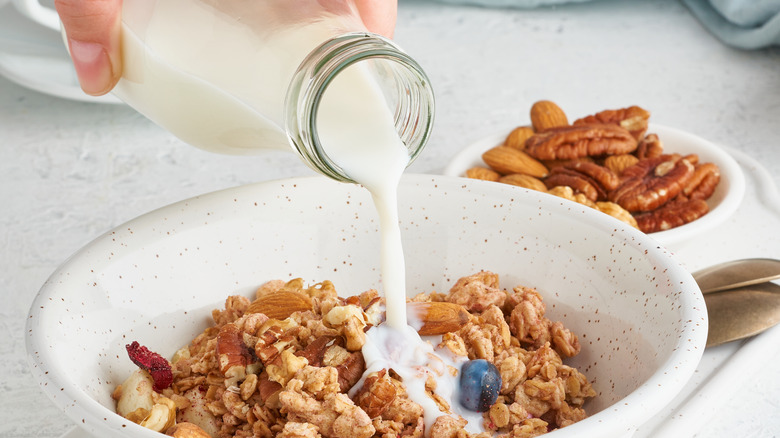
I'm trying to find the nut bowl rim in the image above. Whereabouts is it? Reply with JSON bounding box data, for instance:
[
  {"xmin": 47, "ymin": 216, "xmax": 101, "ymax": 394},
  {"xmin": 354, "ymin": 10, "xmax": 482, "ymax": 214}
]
[{"xmin": 443, "ymin": 123, "xmax": 746, "ymax": 247}]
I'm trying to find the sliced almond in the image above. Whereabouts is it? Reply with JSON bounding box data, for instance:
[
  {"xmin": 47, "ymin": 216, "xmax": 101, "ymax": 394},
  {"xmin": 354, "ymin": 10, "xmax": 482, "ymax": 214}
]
[
  {"xmin": 408, "ymin": 302, "xmax": 472, "ymax": 336},
  {"xmin": 530, "ymin": 100, "xmax": 568, "ymax": 132},
  {"xmin": 247, "ymin": 291, "xmax": 312, "ymax": 320},
  {"xmin": 482, "ymin": 146, "xmax": 549, "ymax": 178}
]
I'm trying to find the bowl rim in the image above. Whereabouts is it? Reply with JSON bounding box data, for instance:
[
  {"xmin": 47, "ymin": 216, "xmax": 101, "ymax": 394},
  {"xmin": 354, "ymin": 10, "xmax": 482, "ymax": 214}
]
[
  {"xmin": 25, "ymin": 174, "xmax": 707, "ymax": 437},
  {"xmin": 442, "ymin": 123, "xmax": 746, "ymax": 247}
]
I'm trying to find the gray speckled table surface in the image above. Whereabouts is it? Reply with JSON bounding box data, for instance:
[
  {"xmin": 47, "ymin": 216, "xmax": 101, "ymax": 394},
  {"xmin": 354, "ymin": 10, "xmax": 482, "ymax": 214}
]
[{"xmin": 2, "ymin": 0, "xmax": 779, "ymax": 437}]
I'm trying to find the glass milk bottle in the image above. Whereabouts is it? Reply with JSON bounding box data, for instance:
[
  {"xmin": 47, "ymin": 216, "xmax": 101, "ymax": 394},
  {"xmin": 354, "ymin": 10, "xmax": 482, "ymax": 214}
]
[{"xmin": 113, "ymin": 0, "xmax": 435, "ymax": 183}]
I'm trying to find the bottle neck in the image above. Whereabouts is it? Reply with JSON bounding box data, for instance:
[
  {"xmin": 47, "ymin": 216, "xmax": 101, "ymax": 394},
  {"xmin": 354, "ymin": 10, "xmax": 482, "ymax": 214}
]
[{"xmin": 285, "ymin": 32, "xmax": 435, "ymax": 183}]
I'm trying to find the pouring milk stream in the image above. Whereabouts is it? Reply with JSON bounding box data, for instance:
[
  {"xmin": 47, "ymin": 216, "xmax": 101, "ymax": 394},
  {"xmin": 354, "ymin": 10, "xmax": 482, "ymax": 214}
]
[{"xmin": 100, "ymin": 0, "xmax": 483, "ymax": 432}]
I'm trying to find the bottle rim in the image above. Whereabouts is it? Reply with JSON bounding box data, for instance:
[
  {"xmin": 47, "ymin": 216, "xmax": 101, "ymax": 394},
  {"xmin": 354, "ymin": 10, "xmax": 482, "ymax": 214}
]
[{"xmin": 285, "ymin": 32, "xmax": 435, "ymax": 183}]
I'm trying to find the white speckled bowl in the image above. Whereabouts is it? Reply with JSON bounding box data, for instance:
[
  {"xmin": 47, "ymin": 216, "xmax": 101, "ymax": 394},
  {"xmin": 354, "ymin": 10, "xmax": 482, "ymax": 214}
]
[
  {"xmin": 444, "ymin": 124, "xmax": 745, "ymax": 248},
  {"xmin": 26, "ymin": 174, "xmax": 706, "ymax": 438}
]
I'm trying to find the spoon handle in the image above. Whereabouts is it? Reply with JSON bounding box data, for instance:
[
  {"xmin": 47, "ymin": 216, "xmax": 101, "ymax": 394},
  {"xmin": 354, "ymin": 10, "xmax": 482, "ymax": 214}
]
[{"xmin": 692, "ymin": 258, "xmax": 780, "ymax": 294}]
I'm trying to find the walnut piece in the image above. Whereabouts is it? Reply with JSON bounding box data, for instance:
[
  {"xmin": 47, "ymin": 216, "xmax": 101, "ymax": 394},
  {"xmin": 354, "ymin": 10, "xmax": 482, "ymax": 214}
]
[{"xmin": 353, "ymin": 369, "xmax": 397, "ymax": 418}]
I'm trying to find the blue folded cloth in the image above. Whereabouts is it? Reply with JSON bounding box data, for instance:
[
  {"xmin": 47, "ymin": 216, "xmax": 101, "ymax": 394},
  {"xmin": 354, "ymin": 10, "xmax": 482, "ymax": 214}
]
[
  {"xmin": 682, "ymin": 0, "xmax": 780, "ymax": 49},
  {"xmin": 432, "ymin": 0, "xmax": 780, "ymax": 49}
]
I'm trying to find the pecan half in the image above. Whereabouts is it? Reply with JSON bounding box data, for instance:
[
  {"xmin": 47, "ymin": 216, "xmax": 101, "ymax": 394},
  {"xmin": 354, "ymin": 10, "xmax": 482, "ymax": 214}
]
[
  {"xmin": 335, "ymin": 351, "xmax": 366, "ymax": 392},
  {"xmin": 683, "ymin": 162, "xmax": 721, "ymax": 201},
  {"xmin": 608, "ymin": 155, "xmax": 694, "ymax": 212},
  {"xmin": 573, "ymin": 106, "xmax": 650, "ymax": 140},
  {"xmin": 544, "ymin": 162, "xmax": 618, "ymax": 202},
  {"xmin": 544, "ymin": 171, "xmax": 601, "ymax": 202},
  {"xmin": 216, "ymin": 323, "xmax": 250, "ymax": 378},
  {"xmin": 635, "ymin": 133, "xmax": 663, "ymax": 160},
  {"xmin": 634, "ymin": 197, "xmax": 709, "ymax": 233},
  {"xmin": 561, "ymin": 161, "xmax": 619, "ymax": 191},
  {"xmin": 524, "ymin": 124, "xmax": 637, "ymax": 160}
]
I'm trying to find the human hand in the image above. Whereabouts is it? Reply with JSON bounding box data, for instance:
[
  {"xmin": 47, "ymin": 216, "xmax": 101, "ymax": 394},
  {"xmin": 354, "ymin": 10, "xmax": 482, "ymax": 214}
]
[
  {"xmin": 55, "ymin": 0, "xmax": 122, "ymax": 96},
  {"xmin": 55, "ymin": 0, "xmax": 397, "ymax": 97}
]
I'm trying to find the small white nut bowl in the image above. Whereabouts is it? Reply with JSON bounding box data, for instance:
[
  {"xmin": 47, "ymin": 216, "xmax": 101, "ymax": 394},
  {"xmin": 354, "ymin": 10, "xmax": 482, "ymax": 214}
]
[
  {"xmin": 26, "ymin": 174, "xmax": 707, "ymax": 438},
  {"xmin": 444, "ymin": 124, "xmax": 745, "ymax": 248}
]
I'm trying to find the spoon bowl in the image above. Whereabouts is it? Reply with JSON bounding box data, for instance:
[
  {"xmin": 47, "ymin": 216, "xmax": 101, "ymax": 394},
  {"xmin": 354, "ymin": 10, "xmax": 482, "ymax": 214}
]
[{"xmin": 704, "ymin": 282, "xmax": 780, "ymax": 347}]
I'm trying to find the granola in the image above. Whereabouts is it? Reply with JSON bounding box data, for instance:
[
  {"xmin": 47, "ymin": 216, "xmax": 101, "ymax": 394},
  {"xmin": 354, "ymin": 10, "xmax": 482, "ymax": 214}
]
[{"xmin": 113, "ymin": 273, "xmax": 596, "ymax": 438}]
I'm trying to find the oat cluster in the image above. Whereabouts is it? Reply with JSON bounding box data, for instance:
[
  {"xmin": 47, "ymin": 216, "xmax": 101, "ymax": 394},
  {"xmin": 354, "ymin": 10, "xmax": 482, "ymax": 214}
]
[{"xmin": 113, "ymin": 272, "xmax": 596, "ymax": 438}]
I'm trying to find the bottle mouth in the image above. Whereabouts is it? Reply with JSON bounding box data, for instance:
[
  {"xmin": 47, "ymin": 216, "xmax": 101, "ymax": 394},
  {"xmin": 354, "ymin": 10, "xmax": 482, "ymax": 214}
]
[{"xmin": 285, "ymin": 32, "xmax": 435, "ymax": 183}]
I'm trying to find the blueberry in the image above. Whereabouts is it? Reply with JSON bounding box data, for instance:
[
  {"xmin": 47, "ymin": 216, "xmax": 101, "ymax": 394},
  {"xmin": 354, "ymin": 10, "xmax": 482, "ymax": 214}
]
[{"xmin": 459, "ymin": 359, "xmax": 502, "ymax": 412}]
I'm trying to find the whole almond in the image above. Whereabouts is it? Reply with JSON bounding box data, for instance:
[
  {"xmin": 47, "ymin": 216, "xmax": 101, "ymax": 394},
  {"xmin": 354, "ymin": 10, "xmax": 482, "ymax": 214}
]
[
  {"xmin": 247, "ymin": 291, "xmax": 312, "ymax": 319},
  {"xmin": 408, "ymin": 302, "xmax": 472, "ymax": 336},
  {"xmin": 530, "ymin": 100, "xmax": 569, "ymax": 132},
  {"xmin": 482, "ymin": 146, "xmax": 549, "ymax": 178},
  {"xmin": 498, "ymin": 174, "xmax": 547, "ymax": 192},
  {"xmin": 465, "ymin": 166, "xmax": 501, "ymax": 182},
  {"xmin": 504, "ymin": 126, "xmax": 535, "ymax": 150}
]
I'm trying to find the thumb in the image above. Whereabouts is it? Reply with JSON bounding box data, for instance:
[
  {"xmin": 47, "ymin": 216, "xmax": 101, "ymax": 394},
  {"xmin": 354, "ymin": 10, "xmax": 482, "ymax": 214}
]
[
  {"xmin": 355, "ymin": 0, "xmax": 397, "ymax": 39},
  {"xmin": 55, "ymin": 0, "xmax": 122, "ymax": 96}
]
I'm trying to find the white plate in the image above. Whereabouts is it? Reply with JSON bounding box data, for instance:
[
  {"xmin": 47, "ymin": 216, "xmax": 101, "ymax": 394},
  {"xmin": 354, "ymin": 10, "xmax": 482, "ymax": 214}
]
[
  {"xmin": 443, "ymin": 123, "xmax": 746, "ymax": 247},
  {"xmin": 0, "ymin": 2, "xmax": 121, "ymax": 104}
]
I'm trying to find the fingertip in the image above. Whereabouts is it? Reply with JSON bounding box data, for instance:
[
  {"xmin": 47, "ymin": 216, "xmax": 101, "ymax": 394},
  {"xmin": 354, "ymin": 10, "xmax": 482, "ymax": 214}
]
[
  {"xmin": 56, "ymin": 0, "xmax": 123, "ymax": 95},
  {"xmin": 68, "ymin": 39, "xmax": 118, "ymax": 96}
]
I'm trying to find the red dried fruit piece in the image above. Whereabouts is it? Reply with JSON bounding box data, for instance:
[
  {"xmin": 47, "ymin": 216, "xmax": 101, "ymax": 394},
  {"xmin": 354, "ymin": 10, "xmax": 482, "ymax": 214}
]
[{"xmin": 126, "ymin": 341, "xmax": 173, "ymax": 391}]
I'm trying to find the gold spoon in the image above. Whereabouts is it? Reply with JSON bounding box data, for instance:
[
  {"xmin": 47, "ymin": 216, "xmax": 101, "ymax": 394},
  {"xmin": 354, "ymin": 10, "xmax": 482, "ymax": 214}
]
[
  {"xmin": 693, "ymin": 258, "xmax": 780, "ymax": 294},
  {"xmin": 703, "ymin": 282, "xmax": 780, "ymax": 347},
  {"xmin": 691, "ymin": 259, "xmax": 780, "ymax": 348}
]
